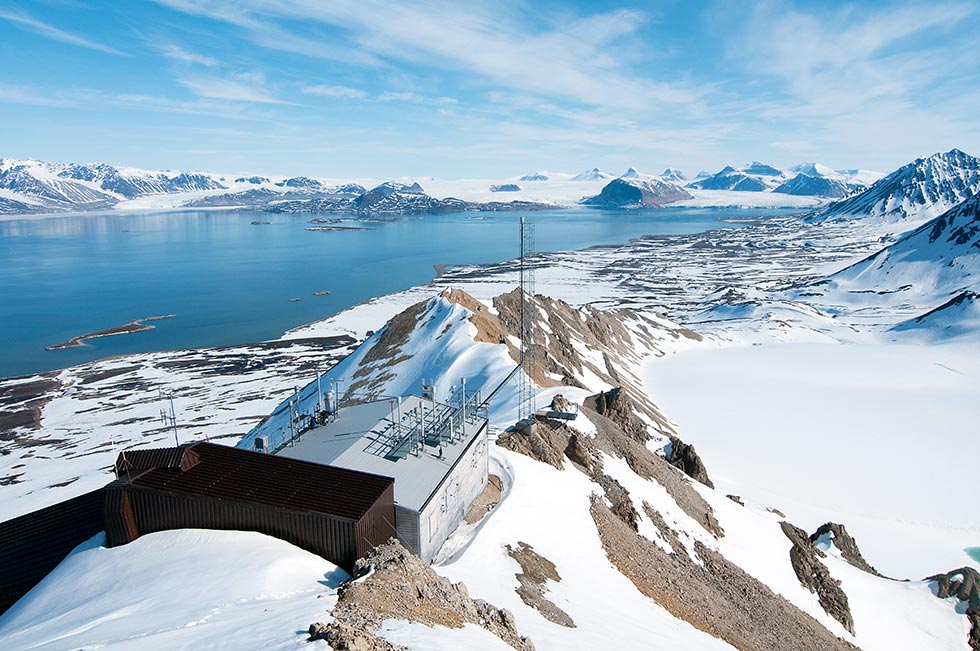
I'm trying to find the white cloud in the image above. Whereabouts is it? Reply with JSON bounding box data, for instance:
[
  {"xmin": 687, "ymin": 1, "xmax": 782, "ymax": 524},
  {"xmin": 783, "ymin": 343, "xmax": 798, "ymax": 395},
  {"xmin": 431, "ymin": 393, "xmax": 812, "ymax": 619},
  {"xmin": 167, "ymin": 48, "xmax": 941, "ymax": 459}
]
[
  {"xmin": 302, "ymin": 85, "xmax": 367, "ymax": 99},
  {"xmin": 151, "ymin": 0, "xmax": 701, "ymax": 113},
  {"xmin": 159, "ymin": 44, "xmax": 220, "ymax": 67},
  {"xmin": 0, "ymin": 8, "xmax": 125, "ymax": 56},
  {"xmin": 0, "ymin": 82, "xmax": 72, "ymax": 107},
  {"xmin": 722, "ymin": 1, "xmax": 980, "ymax": 166},
  {"xmin": 376, "ymin": 91, "xmax": 457, "ymax": 105},
  {"xmin": 177, "ymin": 73, "xmax": 290, "ymax": 105}
]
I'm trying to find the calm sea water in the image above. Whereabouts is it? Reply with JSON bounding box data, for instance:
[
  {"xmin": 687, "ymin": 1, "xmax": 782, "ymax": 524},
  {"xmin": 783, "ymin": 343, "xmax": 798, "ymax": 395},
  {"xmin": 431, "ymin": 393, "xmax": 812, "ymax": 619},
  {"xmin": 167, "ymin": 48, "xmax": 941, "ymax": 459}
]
[{"xmin": 0, "ymin": 207, "xmax": 780, "ymax": 378}]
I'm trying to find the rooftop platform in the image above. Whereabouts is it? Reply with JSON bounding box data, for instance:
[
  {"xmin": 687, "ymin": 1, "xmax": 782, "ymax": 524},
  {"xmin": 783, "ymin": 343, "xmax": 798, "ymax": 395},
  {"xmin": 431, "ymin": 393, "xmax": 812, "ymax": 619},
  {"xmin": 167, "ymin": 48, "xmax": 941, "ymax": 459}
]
[{"xmin": 277, "ymin": 395, "xmax": 487, "ymax": 513}]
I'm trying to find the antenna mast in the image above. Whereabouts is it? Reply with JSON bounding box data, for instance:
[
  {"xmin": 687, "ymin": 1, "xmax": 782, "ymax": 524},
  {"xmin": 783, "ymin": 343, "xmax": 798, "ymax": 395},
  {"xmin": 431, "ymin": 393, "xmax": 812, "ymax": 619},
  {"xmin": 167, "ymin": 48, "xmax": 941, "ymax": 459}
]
[
  {"xmin": 518, "ymin": 216, "xmax": 536, "ymax": 421},
  {"xmin": 159, "ymin": 388, "xmax": 179, "ymax": 446}
]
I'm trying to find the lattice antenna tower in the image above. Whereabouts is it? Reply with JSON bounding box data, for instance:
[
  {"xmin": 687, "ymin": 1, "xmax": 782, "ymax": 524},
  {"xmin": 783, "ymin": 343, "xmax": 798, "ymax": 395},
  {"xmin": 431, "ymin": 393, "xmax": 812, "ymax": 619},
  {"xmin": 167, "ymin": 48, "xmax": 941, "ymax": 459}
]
[{"xmin": 518, "ymin": 216, "xmax": 536, "ymax": 421}]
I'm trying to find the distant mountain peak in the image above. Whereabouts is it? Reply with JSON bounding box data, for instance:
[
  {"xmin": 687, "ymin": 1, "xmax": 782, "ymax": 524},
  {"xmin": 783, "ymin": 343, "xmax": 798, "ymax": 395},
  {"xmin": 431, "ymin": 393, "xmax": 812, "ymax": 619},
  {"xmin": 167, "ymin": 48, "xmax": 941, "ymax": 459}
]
[
  {"xmin": 808, "ymin": 148, "xmax": 980, "ymax": 224},
  {"xmin": 519, "ymin": 170, "xmax": 550, "ymax": 182},
  {"xmin": 741, "ymin": 161, "xmax": 784, "ymax": 176},
  {"xmin": 659, "ymin": 167, "xmax": 687, "ymax": 181},
  {"xmin": 571, "ymin": 167, "xmax": 613, "ymax": 182}
]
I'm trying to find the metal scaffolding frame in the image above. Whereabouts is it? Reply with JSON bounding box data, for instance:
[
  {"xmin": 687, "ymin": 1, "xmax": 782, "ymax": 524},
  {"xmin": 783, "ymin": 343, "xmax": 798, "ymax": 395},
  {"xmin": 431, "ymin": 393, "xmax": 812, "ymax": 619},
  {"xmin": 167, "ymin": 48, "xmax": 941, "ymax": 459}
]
[{"xmin": 518, "ymin": 216, "xmax": 536, "ymax": 421}]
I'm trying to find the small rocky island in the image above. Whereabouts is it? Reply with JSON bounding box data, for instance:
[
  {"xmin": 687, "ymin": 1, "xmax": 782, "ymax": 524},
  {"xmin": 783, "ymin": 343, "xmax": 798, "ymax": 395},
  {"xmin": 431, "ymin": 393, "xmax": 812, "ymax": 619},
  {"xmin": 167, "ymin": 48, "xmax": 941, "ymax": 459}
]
[{"xmin": 46, "ymin": 315, "xmax": 175, "ymax": 351}]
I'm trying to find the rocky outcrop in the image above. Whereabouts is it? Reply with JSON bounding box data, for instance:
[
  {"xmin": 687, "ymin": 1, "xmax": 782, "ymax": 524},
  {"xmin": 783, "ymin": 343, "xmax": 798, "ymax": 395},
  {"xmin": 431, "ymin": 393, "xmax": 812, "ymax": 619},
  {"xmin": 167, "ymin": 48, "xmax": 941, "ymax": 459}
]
[
  {"xmin": 549, "ymin": 394, "xmax": 573, "ymax": 414},
  {"xmin": 583, "ymin": 387, "xmax": 648, "ymax": 442},
  {"xmin": 496, "ymin": 418, "xmax": 568, "ymax": 470},
  {"xmin": 315, "ymin": 539, "xmax": 534, "ymax": 651},
  {"xmin": 583, "ymin": 387, "xmax": 714, "ymax": 489},
  {"xmin": 928, "ymin": 567, "xmax": 980, "ymax": 650},
  {"xmin": 591, "ymin": 497, "xmax": 859, "ymax": 651},
  {"xmin": 582, "ymin": 403, "xmax": 724, "ymax": 539},
  {"xmin": 595, "ymin": 472, "xmax": 640, "ymax": 531},
  {"xmin": 506, "ymin": 542, "xmax": 575, "ymax": 628},
  {"xmin": 780, "ymin": 522, "xmax": 854, "ymax": 634},
  {"xmin": 664, "ymin": 436, "xmax": 714, "ymax": 488},
  {"xmin": 810, "ymin": 522, "xmax": 881, "ymax": 576}
]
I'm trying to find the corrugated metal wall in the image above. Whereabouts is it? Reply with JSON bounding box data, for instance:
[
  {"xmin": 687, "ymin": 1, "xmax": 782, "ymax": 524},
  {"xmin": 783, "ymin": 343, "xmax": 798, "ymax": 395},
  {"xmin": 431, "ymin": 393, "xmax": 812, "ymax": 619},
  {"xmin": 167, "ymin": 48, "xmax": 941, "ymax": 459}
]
[
  {"xmin": 105, "ymin": 482, "xmax": 395, "ymax": 572},
  {"xmin": 0, "ymin": 489, "xmax": 106, "ymax": 615},
  {"xmin": 394, "ymin": 504, "xmax": 421, "ymax": 557},
  {"xmin": 354, "ymin": 483, "xmax": 397, "ymax": 559}
]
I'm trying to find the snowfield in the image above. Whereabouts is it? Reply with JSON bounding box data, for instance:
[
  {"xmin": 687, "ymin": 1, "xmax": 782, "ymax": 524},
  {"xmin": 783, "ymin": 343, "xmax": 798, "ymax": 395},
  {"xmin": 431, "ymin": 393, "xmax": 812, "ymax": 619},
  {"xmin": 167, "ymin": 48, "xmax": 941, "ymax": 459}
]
[{"xmin": 643, "ymin": 340, "xmax": 980, "ymax": 579}]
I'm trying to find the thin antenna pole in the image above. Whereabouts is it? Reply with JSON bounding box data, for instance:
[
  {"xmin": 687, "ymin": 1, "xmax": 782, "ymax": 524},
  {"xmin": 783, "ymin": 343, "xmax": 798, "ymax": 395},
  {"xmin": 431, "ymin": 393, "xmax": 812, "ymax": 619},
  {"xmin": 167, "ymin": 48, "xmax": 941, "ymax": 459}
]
[{"xmin": 159, "ymin": 388, "xmax": 179, "ymax": 446}]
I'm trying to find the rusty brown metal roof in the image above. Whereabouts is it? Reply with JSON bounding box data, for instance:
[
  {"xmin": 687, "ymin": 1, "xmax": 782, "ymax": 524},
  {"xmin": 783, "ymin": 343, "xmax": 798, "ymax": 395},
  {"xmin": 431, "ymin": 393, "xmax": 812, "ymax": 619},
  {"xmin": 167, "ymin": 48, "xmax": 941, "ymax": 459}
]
[
  {"xmin": 117, "ymin": 442, "xmax": 394, "ymax": 521},
  {"xmin": 115, "ymin": 445, "xmax": 200, "ymax": 477}
]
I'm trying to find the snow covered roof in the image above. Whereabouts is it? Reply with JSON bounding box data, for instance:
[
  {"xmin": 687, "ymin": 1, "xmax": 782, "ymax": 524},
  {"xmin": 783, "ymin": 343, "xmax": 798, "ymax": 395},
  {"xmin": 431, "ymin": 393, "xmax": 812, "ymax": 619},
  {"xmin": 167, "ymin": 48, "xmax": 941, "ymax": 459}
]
[{"xmin": 278, "ymin": 395, "xmax": 487, "ymax": 513}]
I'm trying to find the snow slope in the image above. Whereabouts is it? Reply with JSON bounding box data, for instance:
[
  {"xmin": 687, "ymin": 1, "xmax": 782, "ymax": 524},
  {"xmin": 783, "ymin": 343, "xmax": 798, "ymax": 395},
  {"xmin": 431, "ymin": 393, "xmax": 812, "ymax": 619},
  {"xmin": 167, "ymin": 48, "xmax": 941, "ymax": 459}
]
[
  {"xmin": 0, "ymin": 530, "xmax": 350, "ymax": 651},
  {"xmin": 802, "ymin": 194, "xmax": 980, "ymax": 324}
]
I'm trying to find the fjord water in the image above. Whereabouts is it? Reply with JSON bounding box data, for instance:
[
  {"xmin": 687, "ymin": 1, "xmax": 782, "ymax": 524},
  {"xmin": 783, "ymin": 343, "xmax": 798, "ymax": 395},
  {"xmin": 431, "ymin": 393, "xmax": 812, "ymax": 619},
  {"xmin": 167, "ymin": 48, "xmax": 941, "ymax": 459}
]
[{"xmin": 0, "ymin": 207, "xmax": 762, "ymax": 378}]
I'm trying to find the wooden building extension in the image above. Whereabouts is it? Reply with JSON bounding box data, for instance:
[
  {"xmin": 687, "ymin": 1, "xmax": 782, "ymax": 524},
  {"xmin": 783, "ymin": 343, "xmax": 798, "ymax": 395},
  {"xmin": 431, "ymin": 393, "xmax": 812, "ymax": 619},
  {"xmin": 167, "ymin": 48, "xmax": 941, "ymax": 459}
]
[{"xmin": 106, "ymin": 442, "xmax": 396, "ymax": 572}]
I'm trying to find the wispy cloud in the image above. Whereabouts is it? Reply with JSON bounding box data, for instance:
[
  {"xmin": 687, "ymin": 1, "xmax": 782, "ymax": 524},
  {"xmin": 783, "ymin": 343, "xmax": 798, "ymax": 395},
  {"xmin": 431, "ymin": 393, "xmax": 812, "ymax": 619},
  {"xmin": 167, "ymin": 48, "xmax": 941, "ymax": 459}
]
[
  {"xmin": 377, "ymin": 91, "xmax": 457, "ymax": 105},
  {"xmin": 177, "ymin": 71, "xmax": 290, "ymax": 104},
  {"xmin": 723, "ymin": 1, "xmax": 980, "ymax": 164},
  {"xmin": 302, "ymin": 84, "xmax": 367, "ymax": 99},
  {"xmin": 0, "ymin": 81, "xmax": 283, "ymax": 122},
  {"xmin": 151, "ymin": 0, "xmax": 383, "ymax": 68},
  {"xmin": 0, "ymin": 82, "xmax": 73, "ymax": 107},
  {"xmin": 0, "ymin": 8, "xmax": 125, "ymax": 56},
  {"xmin": 158, "ymin": 43, "xmax": 219, "ymax": 67},
  {"xmin": 151, "ymin": 0, "xmax": 702, "ymax": 113}
]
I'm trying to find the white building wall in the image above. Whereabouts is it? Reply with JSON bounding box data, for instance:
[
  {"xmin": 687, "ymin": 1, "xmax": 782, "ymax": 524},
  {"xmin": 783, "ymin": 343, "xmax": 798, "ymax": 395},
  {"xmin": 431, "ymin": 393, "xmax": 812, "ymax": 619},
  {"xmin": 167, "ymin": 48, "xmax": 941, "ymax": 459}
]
[{"xmin": 418, "ymin": 427, "xmax": 489, "ymax": 562}]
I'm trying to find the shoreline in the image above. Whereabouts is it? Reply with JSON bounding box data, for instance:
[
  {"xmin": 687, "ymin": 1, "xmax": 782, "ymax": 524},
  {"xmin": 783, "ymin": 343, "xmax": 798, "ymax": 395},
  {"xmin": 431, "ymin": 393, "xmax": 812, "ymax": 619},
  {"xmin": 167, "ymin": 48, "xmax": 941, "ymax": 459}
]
[
  {"xmin": 45, "ymin": 315, "xmax": 176, "ymax": 351},
  {"xmin": 4, "ymin": 208, "xmax": 814, "ymax": 379}
]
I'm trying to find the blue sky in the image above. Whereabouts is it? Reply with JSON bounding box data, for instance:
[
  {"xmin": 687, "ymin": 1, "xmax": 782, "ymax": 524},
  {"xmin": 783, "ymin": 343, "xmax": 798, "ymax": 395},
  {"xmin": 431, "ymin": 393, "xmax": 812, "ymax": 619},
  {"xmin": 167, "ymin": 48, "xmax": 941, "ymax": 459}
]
[{"xmin": 1, "ymin": 0, "xmax": 978, "ymax": 178}]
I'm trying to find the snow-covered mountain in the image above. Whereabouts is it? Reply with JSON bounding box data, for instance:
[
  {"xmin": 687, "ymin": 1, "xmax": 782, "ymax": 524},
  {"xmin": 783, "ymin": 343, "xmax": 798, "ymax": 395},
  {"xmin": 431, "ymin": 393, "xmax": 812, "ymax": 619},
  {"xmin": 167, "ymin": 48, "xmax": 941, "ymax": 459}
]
[
  {"xmin": 519, "ymin": 171, "xmax": 552, "ymax": 181},
  {"xmin": 807, "ymin": 148, "xmax": 980, "ymax": 224},
  {"xmin": 773, "ymin": 174, "xmax": 851, "ymax": 198},
  {"xmin": 263, "ymin": 181, "xmax": 552, "ymax": 215},
  {"xmin": 803, "ymin": 194, "xmax": 980, "ymax": 324},
  {"xmin": 659, "ymin": 167, "xmax": 687, "ymax": 182},
  {"xmin": 686, "ymin": 162, "xmax": 787, "ymax": 192},
  {"xmin": 620, "ymin": 167, "xmax": 648, "ymax": 180},
  {"xmin": 772, "ymin": 163, "xmax": 878, "ymax": 198},
  {"xmin": 58, "ymin": 161, "xmax": 226, "ymax": 197},
  {"xmin": 0, "ymin": 157, "xmax": 228, "ymax": 212},
  {"xmin": 0, "ymin": 159, "xmax": 119, "ymax": 211},
  {"xmin": 582, "ymin": 177, "xmax": 692, "ymax": 209},
  {"xmin": 570, "ymin": 167, "xmax": 614, "ymax": 182}
]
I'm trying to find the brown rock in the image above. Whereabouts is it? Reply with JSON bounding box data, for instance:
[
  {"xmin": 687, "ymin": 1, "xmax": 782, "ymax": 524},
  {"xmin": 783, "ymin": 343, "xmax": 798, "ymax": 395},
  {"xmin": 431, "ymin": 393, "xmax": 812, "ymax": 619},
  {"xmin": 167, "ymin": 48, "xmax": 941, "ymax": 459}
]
[
  {"xmin": 810, "ymin": 522, "xmax": 882, "ymax": 577},
  {"xmin": 780, "ymin": 521, "xmax": 855, "ymax": 634},
  {"xmin": 928, "ymin": 567, "xmax": 980, "ymax": 650}
]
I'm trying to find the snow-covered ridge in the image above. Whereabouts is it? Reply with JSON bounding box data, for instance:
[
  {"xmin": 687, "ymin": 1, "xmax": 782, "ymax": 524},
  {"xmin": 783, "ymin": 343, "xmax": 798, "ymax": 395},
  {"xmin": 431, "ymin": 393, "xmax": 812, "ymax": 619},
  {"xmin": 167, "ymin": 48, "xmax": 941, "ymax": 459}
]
[
  {"xmin": 807, "ymin": 148, "xmax": 980, "ymax": 224},
  {"xmin": 684, "ymin": 161, "xmax": 877, "ymax": 198},
  {"xmin": 0, "ymin": 153, "xmax": 886, "ymax": 216}
]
